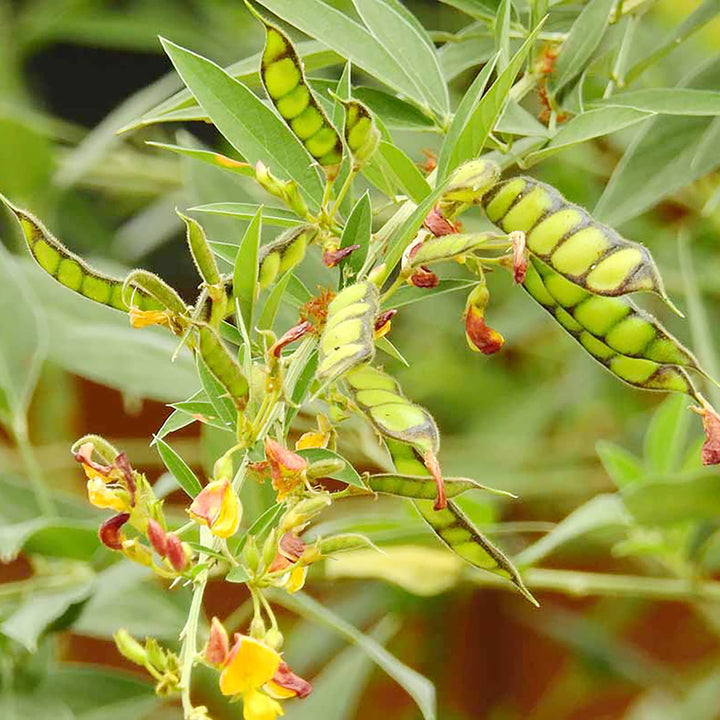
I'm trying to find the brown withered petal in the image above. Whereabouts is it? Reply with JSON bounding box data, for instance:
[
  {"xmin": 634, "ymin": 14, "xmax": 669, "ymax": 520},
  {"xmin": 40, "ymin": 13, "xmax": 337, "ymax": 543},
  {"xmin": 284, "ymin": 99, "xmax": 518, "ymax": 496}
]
[
  {"xmin": 166, "ymin": 532, "xmax": 188, "ymax": 572},
  {"xmin": 465, "ymin": 309, "xmax": 505, "ymax": 355},
  {"xmin": 692, "ymin": 401, "xmax": 720, "ymax": 466},
  {"xmin": 322, "ymin": 244, "xmax": 360, "ymax": 268},
  {"xmin": 147, "ymin": 518, "xmax": 168, "ymax": 557},
  {"xmin": 409, "ymin": 266, "xmax": 440, "ymax": 289},
  {"xmin": 98, "ymin": 512, "xmax": 130, "ymax": 550},
  {"xmin": 423, "ymin": 207, "xmax": 459, "ymax": 237},
  {"xmin": 75, "ymin": 442, "xmax": 111, "ymax": 476},
  {"xmin": 272, "ymin": 662, "xmax": 313, "ymax": 699},
  {"xmin": 374, "ymin": 310, "xmax": 397, "ymax": 333},
  {"xmin": 423, "ymin": 450, "xmax": 447, "ymax": 511},
  {"xmin": 268, "ymin": 554, "xmax": 293, "ymax": 574},
  {"xmin": 279, "ymin": 532, "xmax": 306, "ymax": 562},
  {"xmin": 205, "ymin": 617, "xmax": 230, "ymax": 665},
  {"xmin": 270, "ymin": 320, "xmax": 313, "ymax": 357},
  {"xmin": 510, "ymin": 230, "xmax": 527, "ymax": 284},
  {"xmin": 115, "ymin": 452, "xmax": 136, "ymax": 501}
]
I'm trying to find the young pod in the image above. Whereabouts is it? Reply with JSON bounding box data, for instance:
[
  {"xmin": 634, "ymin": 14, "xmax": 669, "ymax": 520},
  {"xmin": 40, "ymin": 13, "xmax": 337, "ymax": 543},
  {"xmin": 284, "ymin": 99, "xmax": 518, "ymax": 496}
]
[
  {"xmin": 255, "ymin": 161, "xmax": 309, "ymax": 219},
  {"xmin": 523, "ymin": 257, "xmax": 699, "ymax": 395},
  {"xmin": 482, "ymin": 177, "xmax": 674, "ymax": 304},
  {"xmin": 123, "ymin": 269, "xmax": 187, "ymax": 316},
  {"xmin": 342, "ymin": 98, "xmax": 381, "ymax": 166},
  {"xmin": 439, "ymin": 159, "xmax": 501, "ymax": 211},
  {"xmin": 316, "ymin": 281, "xmax": 379, "ymax": 384},
  {"xmin": 403, "ymin": 232, "xmax": 495, "ymax": 276},
  {"xmin": 258, "ymin": 225, "xmax": 315, "ymax": 280},
  {"xmin": 1, "ymin": 196, "xmax": 158, "ymax": 312},
  {"xmin": 254, "ymin": 12, "xmax": 343, "ymax": 172},
  {"xmin": 197, "ymin": 325, "xmax": 249, "ymax": 409},
  {"xmin": 178, "ymin": 212, "xmax": 221, "ymax": 286}
]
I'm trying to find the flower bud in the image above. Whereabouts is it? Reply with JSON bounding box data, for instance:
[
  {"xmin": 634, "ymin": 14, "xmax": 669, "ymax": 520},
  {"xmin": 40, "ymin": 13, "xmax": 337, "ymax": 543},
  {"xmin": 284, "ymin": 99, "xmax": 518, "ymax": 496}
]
[
  {"xmin": 249, "ymin": 616, "xmax": 266, "ymax": 639},
  {"xmin": 255, "ymin": 161, "xmax": 308, "ymax": 218},
  {"xmin": 122, "ymin": 538, "xmax": 154, "ymax": 567},
  {"xmin": 306, "ymin": 457, "xmax": 346, "ymax": 480},
  {"xmin": 242, "ymin": 535, "xmax": 261, "ymax": 573},
  {"xmin": 213, "ymin": 454, "xmax": 234, "ymax": 484},
  {"xmin": 188, "ymin": 480, "xmax": 242, "ymax": 538},
  {"xmin": 264, "ymin": 627, "xmax": 284, "ymax": 651},
  {"xmin": 145, "ymin": 637, "xmax": 169, "ymax": 671},
  {"xmin": 262, "ymin": 528, "xmax": 279, "ymax": 569},
  {"xmin": 166, "ymin": 532, "xmax": 190, "ymax": 572},
  {"xmin": 205, "ymin": 617, "xmax": 230, "ymax": 665},
  {"xmin": 147, "ymin": 518, "xmax": 168, "ymax": 556},
  {"xmin": 114, "ymin": 629, "xmax": 148, "ymax": 666},
  {"xmin": 98, "ymin": 512, "xmax": 130, "ymax": 550},
  {"xmin": 280, "ymin": 494, "xmax": 332, "ymax": 533}
]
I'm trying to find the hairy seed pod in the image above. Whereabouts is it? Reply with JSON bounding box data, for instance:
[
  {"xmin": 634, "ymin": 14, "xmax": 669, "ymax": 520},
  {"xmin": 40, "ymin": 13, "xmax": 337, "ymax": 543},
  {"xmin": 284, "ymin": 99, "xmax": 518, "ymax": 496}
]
[
  {"xmin": 482, "ymin": 177, "xmax": 673, "ymax": 304},
  {"xmin": 197, "ymin": 325, "xmax": 249, "ymax": 408},
  {"xmin": 123, "ymin": 269, "xmax": 188, "ymax": 316},
  {"xmin": 258, "ymin": 225, "xmax": 315, "ymax": 279},
  {"xmin": 1, "ymin": 196, "xmax": 158, "ymax": 312},
  {"xmin": 254, "ymin": 11, "xmax": 343, "ymax": 170},
  {"xmin": 367, "ymin": 473, "xmax": 507, "ymax": 500},
  {"xmin": 404, "ymin": 232, "xmax": 495, "ymax": 274},
  {"xmin": 178, "ymin": 212, "xmax": 221, "ymax": 286},
  {"xmin": 342, "ymin": 98, "xmax": 380, "ymax": 166},
  {"xmin": 316, "ymin": 281, "xmax": 379, "ymax": 383},
  {"xmin": 386, "ymin": 439, "xmax": 536, "ymax": 606},
  {"xmin": 258, "ymin": 251, "xmax": 281, "ymax": 290},
  {"xmin": 440, "ymin": 159, "xmax": 501, "ymax": 209},
  {"xmin": 524, "ymin": 257, "xmax": 699, "ymax": 395}
]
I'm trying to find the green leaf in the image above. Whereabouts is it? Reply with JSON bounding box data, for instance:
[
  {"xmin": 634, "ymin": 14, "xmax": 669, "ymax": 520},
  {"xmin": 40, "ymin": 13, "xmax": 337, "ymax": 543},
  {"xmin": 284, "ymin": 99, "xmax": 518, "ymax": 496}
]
[
  {"xmin": 339, "ymin": 191, "xmax": 372, "ymax": 285},
  {"xmin": 254, "ymin": 0, "xmax": 429, "ymax": 110},
  {"xmin": 515, "ymin": 494, "xmax": 631, "ymax": 567},
  {"xmin": 160, "ymin": 38, "xmax": 324, "ymax": 210},
  {"xmin": 377, "ymin": 142, "xmax": 432, "ymax": 203},
  {"xmin": 376, "ymin": 336, "xmax": 409, "ymax": 366},
  {"xmin": 596, "ymin": 440, "xmax": 644, "ymax": 489},
  {"xmin": 353, "ymin": 0, "xmax": 449, "ymax": 117},
  {"xmin": 233, "ymin": 207, "xmax": 262, "ymax": 333},
  {"xmin": 643, "ymin": 394, "xmax": 691, "ymax": 475},
  {"xmin": 494, "ymin": 0, "xmax": 512, "ymax": 71},
  {"xmin": 196, "ymin": 355, "xmax": 236, "ymax": 429},
  {"xmin": 551, "ymin": 0, "xmax": 615, "ymax": 94},
  {"xmin": 353, "ymin": 87, "xmax": 436, "ymax": 130},
  {"xmin": 0, "ymin": 518, "xmax": 98, "ymax": 563},
  {"xmin": 271, "ymin": 590, "xmax": 437, "ymax": 720},
  {"xmin": 496, "ymin": 100, "xmax": 550, "ymax": 137},
  {"xmin": 226, "ymin": 566, "xmax": 251, "ymax": 583},
  {"xmin": 146, "ymin": 141, "xmax": 253, "ymax": 176},
  {"xmin": 384, "ymin": 278, "xmax": 477, "ymax": 309},
  {"xmin": 0, "ymin": 242, "xmax": 46, "ymax": 429},
  {"xmin": 295, "ymin": 448, "xmax": 365, "ymax": 488},
  {"xmin": 524, "ymin": 107, "xmax": 654, "ymax": 165},
  {"xmin": 594, "ymin": 89, "xmax": 720, "ymax": 115},
  {"xmin": 257, "ymin": 271, "xmax": 291, "ymax": 330},
  {"xmin": 155, "ymin": 437, "xmax": 203, "ymax": 497},
  {"xmin": 438, "ymin": 24, "xmax": 495, "ymax": 81},
  {"xmin": 192, "ymin": 202, "xmax": 300, "ymax": 227}
]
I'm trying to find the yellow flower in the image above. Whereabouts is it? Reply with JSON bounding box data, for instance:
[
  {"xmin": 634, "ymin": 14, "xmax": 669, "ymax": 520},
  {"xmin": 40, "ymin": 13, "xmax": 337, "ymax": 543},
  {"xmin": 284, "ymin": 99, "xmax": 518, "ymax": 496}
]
[
  {"xmin": 188, "ymin": 480, "xmax": 241, "ymax": 538},
  {"xmin": 285, "ymin": 566, "xmax": 307, "ymax": 594},
  {"xmin": 86, "ymin": 477, "xmax": 129, "ymax": 512},
  {"xmin": 128, "ymin": 308, "xmax": 173, "ymax": 329},
  {"xmin": 242, "ymin": 689, "xmax": 284, "ymax": 720}
]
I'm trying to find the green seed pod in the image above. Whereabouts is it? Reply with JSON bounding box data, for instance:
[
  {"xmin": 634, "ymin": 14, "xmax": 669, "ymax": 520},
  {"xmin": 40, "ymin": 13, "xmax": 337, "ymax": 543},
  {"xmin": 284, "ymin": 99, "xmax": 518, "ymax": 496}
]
[
  {"xmin": 385, "ymin": 439, "xmax": 536, "ymax": 606},
  {"xmin": 440, "ymin": 159, "xmax": 501, "ymax": 208},
  {"xmin": 367, "ymin": 473, "xmax": 511, "ymax": 500},
  {"xmin": 253, "ymin": 11, "xmax": 343, "ymax": 170},
  {"xmin": 114, "ymin": 629, "xmax": 148, "ymax": 666},
  {"xmin": 123, "ymin": 269, "xmax": 188, "ymax": 316},
  {"xmin": 255, "ymin": 161, "xmax": 309, "ymax": 218},
  {"xmin": 345, "ymin": 364, "xmax": 439, "ymax": 455},
  {"xmin": 482, "ymin": 177, "xmax": 673, "ymax": 304},
  {"xmin": 258, "ymin": 225, "xmax": 315, "ymax": 277},
  {"xmin": 342, "ymin": 98, "xmax": 380, "ymax": 166},
  {"xmin": 177, "ymin": 212, "xmax": 221, "ymax": 286},
  {"xmin": 404, "ymin": 232, "xmax": 495, "ymax": 273},
  {"xmin": 197, "ymin": 325, "xmax": 249, "ymax": 409},
  {"xmin": 316, "ymin": 281, "xmax": 379, "ymax": 383},
  {"xmin": 524, "ymin": 257, "xmax": 699, "ymax": 395},
  {"xmin": 318, "ymin": 533, "xmax": 373, "ymax": 555},
  {"xmin": 258, "ymin": 251, "xmax": 281, "ymax": 289},
  {"xmin": 1, "ymin": 196, "xmax": 158, "ymax": 312}
]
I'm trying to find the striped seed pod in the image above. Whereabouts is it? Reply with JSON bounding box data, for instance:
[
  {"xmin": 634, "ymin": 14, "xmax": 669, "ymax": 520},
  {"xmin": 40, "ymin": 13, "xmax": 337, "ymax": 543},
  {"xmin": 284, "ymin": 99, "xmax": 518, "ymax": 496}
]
[
  {"xmin": 257, "ymin": 225, "xmax": 315, "ymax": 290},
  {"xmin": 437, "ymin": 159, "xmax": 501, "ymax": 216},
  {"xmin": 342, "ymin": 98, "xmax": 380, "ymax": 166},
  {"xmin": 178, "ymin": 212, "xmax": 221, "ymax": 286},
  {"xmin": 1, "ymin": 197, "xmax": 158, "ymax": 312},
  {"xmin": 482, "ymin": 177, "xmax": 673, "ymax": 304},
  {"xmin": 386, "ymin": 439, "xmax": 536, "ymax": 606},
  {"xmin": 316, "ymin": 281, "xmax": 379, "ymax": 383},
  {"xmin": 197, "ymin": 325, "xmax": 249, "ymax": 409},
  {"xmin": 524, "ymin": 257, "xmax": 700, "ymax": 396},
  {"xmin": 255, "ymin": 13, "xmax": 343, "ymax": 171}
]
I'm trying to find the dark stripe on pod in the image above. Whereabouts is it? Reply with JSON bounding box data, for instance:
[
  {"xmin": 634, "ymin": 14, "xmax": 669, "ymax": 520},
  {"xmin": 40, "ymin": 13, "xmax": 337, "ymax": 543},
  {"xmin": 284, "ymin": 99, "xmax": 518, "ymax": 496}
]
[{"xmin": 483, "ymin": 177, "xmax": 671, "ymax": 303}]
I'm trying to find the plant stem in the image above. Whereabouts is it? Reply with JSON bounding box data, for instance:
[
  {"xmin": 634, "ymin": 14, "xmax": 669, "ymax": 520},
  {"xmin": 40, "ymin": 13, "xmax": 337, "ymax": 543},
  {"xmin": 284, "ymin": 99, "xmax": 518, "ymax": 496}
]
[
  {"xmin": 329, "ymin": 169, "xmax": 356, "ymax": 220},
  {"xmin": 466, "ymin": 566, "xmax": 720, "ymax": 602},
  {"xmin": 13, "ymin": 424, "xmax": 56, "ymax": 518},
  {"xmin": 179, "ymin": 571, "xmax": 208, "ymax": 717}
]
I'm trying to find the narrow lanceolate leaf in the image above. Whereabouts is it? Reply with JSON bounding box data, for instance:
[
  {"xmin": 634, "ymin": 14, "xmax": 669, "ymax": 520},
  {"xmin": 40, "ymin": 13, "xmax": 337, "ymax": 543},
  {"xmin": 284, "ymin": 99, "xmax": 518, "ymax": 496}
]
[
  {"xmin": 146, "ymin": 142, "xmax": 254, "ymax": 177},
  {"xmin": 155, "ymin": 437, "xmax": 203, "ymax": 497},
  {"xmin": 377, "ymin": 142, "xmax": 432, "ymax": 203},
  {"xmin": 339, "ymin": 191, "xmax": 372, "ymax": 285},
  {"xmin": 523, "ymin": 107, "xmax": 655, "ymax": 166},
  {"xmin": 494, "ymin": 0, "xmax": 512, "ymax": 71},
  {"xmin": 414, "ymin": 499, "xmax": 538, "ymax": 606},
  {"xmin": 593, "ymin": 89, "xmax": 720, "ymax": 116},
  {"xmin": 551, "ymin": 0, "xmax": 615, "ymax": 94},
  {"xmin": 254, "ymin": 0, "xmax": 429, "ymax": 111},
  {"xmin": 317, "ymin": 282, "xmax": 379, "ymax": 384},
  {"xmin": 0, "ymin": 196, "xmax": 158, "ymax": 312},
  {"xmin": 159, "ymin": 38, "xmax": 324, "ymax": 210},
  {"xmin": 191, "ymin": 202, "xmax": 302, "ymax": 227},
  {"xmin": 368, "ymin": 474, "xmax": 514, "ymax": 499},
  {"xmin": 482, "ymin": 177, "xmax": 674, "ymax": 305},
  {"xmin": 346, "ymin": 365, "xmax": 439, "ymax": 456},
  {"xmin": 233, "ymin": 207, "xmax": 262, "ymax": 332},
  {"xmin": 197, "ymin": 325, "xmax": 249, "ymax": 409},
  {"xmin": 438, "ymin": 20, "xmax": 544, "ymax": 180},
  {"xmin": 353, "ymin": 0, "xmax": 449, "ymax": 117},
  {"xmin": 523, "ymin": 257, "xmax": 699, "ymax": 396},
  {"xmin": 196, "ymin": 355, "xmax": 237, "ymax": 429},
  {"xmin": 254, "ymin": 13, "xmax": 344, "ymax": 171}
]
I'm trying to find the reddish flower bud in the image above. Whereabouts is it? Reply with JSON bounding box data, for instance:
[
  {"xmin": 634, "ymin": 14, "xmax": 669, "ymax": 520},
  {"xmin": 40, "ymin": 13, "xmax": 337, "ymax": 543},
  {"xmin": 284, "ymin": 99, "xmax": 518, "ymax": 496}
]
[
  {"xmin": 205, "ymin": 617, "xmax": 230, "ymax": 665},
  {"xmin": 271, "ymin": 662, "xmax": 313, "ymax": 699},
  {"xmin": 322, "ymin": 244, "xmax": 360, "ymax": 268},
  {"xmin": 510, "ymin": 230, "xmax": 527, "ymax": 284},
  {"xmin": 692, "ymin": 400, "xmax": 720, "ymax": 466},
  {"xmin": 409, "ymin": 266, "xmax": 440, "ymax": 288},
  {"xmin": 98, "ymin": 512, "xmax": 130, "ymax": 550},
  {"xmin": 423, "ymin": 207, "xmax": 460, "ymax": 237},
  {"xmin": 166, "ymin": 532, "xmax": 189, "ymax": 572},
  {"xmin": 269, "ymin": 320, "xmax": 313, "ymax": 357},
  {"xmin": 147, "ymin": 519, "xmax": 168, "ymax": 557}
]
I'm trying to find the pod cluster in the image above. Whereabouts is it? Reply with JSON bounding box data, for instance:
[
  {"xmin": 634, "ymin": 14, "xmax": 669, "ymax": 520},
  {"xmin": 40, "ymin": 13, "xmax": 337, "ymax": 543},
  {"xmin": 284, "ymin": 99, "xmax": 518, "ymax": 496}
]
[
  {"xmin": 259, "ymin": 19, "xmax": 343, "ymax": 170},
  {"xmin": 482, "ymin": 177, "xmax": 670, "ymax": 302},
  {"xmin": 524, "ymin": 257, "xmax": 699, "ymax": 395},
  {"xmin": 316, "ymin": 281, "xmax": 379, "ymax": 383}
]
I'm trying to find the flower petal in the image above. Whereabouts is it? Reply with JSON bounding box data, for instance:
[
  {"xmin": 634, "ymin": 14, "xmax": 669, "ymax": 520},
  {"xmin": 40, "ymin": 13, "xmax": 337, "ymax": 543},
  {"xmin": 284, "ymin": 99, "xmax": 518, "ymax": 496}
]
[{"xmin": 220, "ymin": 636, "xmax": 282, "ymax": 696}]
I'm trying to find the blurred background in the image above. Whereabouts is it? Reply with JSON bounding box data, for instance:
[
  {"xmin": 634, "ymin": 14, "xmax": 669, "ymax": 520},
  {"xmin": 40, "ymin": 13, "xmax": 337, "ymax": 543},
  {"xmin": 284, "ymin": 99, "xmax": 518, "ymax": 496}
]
[{"xmin": 1, "ymin": 0, "xmax": 720, "ymax": 718}]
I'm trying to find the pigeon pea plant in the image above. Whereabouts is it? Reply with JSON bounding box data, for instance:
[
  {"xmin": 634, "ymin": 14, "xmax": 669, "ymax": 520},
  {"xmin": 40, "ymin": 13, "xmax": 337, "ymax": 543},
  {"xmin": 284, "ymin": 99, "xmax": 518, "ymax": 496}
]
[{"xmin": 3, "ymin": 0, "xmax": 720, "ymax": 719}]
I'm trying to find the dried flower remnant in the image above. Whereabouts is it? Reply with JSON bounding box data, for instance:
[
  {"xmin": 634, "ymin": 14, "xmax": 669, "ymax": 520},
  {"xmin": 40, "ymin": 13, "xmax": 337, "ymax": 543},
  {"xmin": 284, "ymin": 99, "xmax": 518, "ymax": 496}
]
[
  {"xmin": 98, "ymin": 513, "xmax": 130, "ymax": 550},
  {"xmin": 322, "ymin": 244, "xmax": 360, "ymax": 268},
  {"xmin": 691, "ymin": 397, "xmax": 720, "ymax": 466}
]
